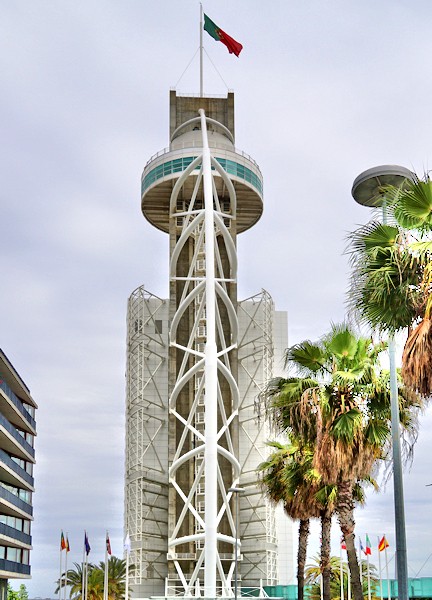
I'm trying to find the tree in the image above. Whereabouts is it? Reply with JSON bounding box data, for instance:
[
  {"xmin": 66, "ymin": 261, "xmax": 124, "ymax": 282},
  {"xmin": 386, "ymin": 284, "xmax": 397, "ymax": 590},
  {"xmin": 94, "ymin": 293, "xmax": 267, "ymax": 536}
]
[
  {"xmin": 98, "ymin": 556, "xmax": 129, "ymax": 600},
  {"xmin": 305, "ymin": 554, "xmax": 379, "ymax": 600},
  {"xmin": 7, "ymin": 585, "xmax": 20, "ymax": 600},
  {"xmin": 55, "ymin": 556, "xmax": 133, "ymax": 600},
  {"xmin": 17, "ymin": 585, "xmax": 28, "ymax": 600},
  {"xmin": 259, "ymin": 440, "xmax": 331, "ymax": 600},
  {"xmin": 266, "ymin": 324, "xmax": 421, "ymax": 600},
  {"xmin": 347, "ymin": 176, "xmax": 432, "ymax": 397}
]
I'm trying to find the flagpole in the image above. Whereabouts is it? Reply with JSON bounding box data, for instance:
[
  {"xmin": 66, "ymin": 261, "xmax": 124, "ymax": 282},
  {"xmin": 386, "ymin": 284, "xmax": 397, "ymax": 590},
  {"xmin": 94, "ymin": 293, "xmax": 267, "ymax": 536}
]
[
  {"xmin": 59, "ymin": 538, "xmax": 63, "ymax": 600},
  {"xmin": 340, "ymin": 544, "xmax": 344, "ymax": 600},
  {"xmin": 385, "ymin": 544, "xmax": 390, "ymax": 600},
  {"xmin": 348, "ymin": 561, "xmax": 351, "ymax": 600},
  {"xmin": 104, "ymin": 532, "xmax": 109, "ymax": 600},
  {"xmin": 378, "ymin": 537, "xmax": 383, "ymax": 600},
  {"xmin": 367, "ymin": 552, "xmax": 371, "ymax": 600},
  {"xmin": 125, "ymin": 547, "xmax": 130, "ymax": 600},
  {"xmin": 64, "ymin": 533, "xmax": 69, "ymax": 600},
  {"xmin": 200, "ymin": 3, "xmax": 203, "ymax": 96},
  {"xmin": 84, "ymin": 555, "xmax": 88, "ymax": 600},
  {"xmin": 124, "ymin": 533, "xmax": 131, "ymax": 600},
  {"xmin": 82, "ymin": 538, "xmax": 85, "ymax": 600}
]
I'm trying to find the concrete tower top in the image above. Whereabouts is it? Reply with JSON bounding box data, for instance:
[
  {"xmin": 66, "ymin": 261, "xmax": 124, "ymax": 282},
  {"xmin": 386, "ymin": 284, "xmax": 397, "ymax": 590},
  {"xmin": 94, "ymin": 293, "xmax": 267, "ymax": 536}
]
[{"xmin": 141, "ymin": 90, "xmax": 263, "ymax": 234}]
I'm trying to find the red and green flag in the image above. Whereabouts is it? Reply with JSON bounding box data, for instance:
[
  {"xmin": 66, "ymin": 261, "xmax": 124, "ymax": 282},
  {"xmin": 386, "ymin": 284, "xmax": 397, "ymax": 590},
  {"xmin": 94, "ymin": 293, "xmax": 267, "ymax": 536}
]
[
  {"xmin": 60, "ymin": 531, "xmax": 67, "ymax": 551},
  {"xmin": 203, "ymin": 14, "xmax": 243, "ymax": 57},
  {"xmin": 365, "ymin": 534, "xmax": 372, "ymax": 555}
]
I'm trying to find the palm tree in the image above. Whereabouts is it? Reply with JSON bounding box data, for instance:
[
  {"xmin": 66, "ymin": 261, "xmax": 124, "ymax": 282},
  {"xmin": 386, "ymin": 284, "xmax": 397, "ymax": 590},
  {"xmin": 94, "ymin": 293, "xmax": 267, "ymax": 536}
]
[
  {"xmin": 98, "ymin": 556, "xmax": 130, "ymax": 600},
  {"xmin": 266, "ymin": 324, "xmax": 420, "ymax": 600},
  {"xmin": 55, "ymin": 556, "xmax": 132, "ymax": 600},
  {"xmin": 259, "ymin": 440, "xmax": 321, "ymax": 600},
  {"xmin": 347, "ymin": 176, "xmax": 432, "ymax": 397},
  {"xmin": 305, "ymin": 554, "xmax": 379, "ymax": 600}
]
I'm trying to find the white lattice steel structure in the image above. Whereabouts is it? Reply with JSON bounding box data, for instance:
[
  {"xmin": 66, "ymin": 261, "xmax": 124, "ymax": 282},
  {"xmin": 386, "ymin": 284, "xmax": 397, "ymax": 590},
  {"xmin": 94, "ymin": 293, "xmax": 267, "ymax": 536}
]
[{"xmin": 124, "ymin": 91, "xmax": 292, "ymax": 599}]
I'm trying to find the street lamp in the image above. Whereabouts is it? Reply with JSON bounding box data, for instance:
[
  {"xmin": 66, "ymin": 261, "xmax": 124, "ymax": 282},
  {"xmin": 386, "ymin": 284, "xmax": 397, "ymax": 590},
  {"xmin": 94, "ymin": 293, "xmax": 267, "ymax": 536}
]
[
  {"xmin": 351, "ymin": 165, "xmax": 413, "ymax": 600},
  {"xmin": 228, "ymin": 487, "xmax": 244, "ymax": 600}
]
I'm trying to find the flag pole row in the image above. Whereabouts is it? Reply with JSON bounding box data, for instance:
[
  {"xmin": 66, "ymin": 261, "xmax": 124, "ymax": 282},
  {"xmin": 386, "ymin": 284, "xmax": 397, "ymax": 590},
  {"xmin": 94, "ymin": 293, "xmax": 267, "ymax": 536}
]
[
  {"xmin": 59, "ymin": 530, "xmax": 131, "ymax": 600},
  {"xmin": 340, "ymin": 534, "xmax": 391, "ymax": 600}
]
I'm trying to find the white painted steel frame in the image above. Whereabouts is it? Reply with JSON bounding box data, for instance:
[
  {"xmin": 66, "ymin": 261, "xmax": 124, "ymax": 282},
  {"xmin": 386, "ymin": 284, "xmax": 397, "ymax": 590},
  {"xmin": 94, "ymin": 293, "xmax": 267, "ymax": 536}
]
[
  {"xmin": 167, "ymin": 109, "xmax": 240, "ymax": 597},
  {"xmin": 125, "ymin": 287, "xmax": 169, "ymax": 591},
  {"xmin": 237, "ymin": 291, "xmax": 278, "ymax": 587}
]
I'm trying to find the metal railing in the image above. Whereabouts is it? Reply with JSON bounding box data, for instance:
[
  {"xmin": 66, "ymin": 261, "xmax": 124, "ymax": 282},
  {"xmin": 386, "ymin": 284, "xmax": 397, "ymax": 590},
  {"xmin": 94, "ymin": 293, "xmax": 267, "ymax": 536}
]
[
  {"xmin": 0, "ymin": 450, "xmax": 34, "ymax": 487},
  {"xmin": 144, "ymin": 144, "xmax": 260, "ymax": 171},
  {"xmin": 0, "ymin": 381, "xmax": 36, "ymax": 430},
  {"xmin": 0, "ymin": 485, "xmax": 33, "ymax": 516},
  {"xmin": 0, "ymin": 522, "xmax": 31, "ymax": 546},
  {"xmin": 0, "ymin": 558, "xmax": 30, "ymax": 576},
  {"xmin": 0, "ymin": 414, "xmax": 35, "ymax": 459}
]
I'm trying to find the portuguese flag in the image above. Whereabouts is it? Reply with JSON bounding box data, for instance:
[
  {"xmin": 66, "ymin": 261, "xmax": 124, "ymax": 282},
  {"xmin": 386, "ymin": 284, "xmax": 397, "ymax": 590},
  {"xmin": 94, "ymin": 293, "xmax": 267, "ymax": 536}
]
[{"xmin": 203, "ymin": 14, "xmax": 243, "ymax": 57}]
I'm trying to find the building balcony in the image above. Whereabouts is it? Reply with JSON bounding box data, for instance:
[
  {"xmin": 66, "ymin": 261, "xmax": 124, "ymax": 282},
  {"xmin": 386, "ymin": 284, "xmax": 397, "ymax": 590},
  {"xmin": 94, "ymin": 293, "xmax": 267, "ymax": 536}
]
[
  {"xmin": 0, "ymin": 450, "xmax": 34, "ymax": 491},
  {"xmin": 0, "ymin": 522, "xmax": 31, "ymax": 548},
  {"xmin": 0, "ymin": 381, "xmax": 36, "ymax": 435},
  {"xmin": 0, "ymin": 414, "xmax": 35, "ymax": 463},
  {"xmin": 0, "ymin": 486, "xmax": 33, "ymax": 519},
  {"xmin": 0, "ymin": 558, "xmax": 30, "ymax": 579}
]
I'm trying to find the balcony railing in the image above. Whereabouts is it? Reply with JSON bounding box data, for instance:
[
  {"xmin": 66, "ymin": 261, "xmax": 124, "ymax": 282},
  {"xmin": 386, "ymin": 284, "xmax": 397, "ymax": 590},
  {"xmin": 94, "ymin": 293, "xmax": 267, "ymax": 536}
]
[
  {"xmin": 0, "ymin": 450, "xmax": 33, "ymax": 487},
  {"xmin": 0, "ymin": 522, "xmax": 31, "ymax": 546},
  {"xmin": 0, "ymin": 381, "xmax": 36, "ymax": 430},
  {"xmin": 0, "ymin": 558, "xmax": 30, "ymax": 576},
  {"xmin": 0, "ymin": 486, "xmax": 32, "ymax": 517},
  {"xmin": 0, "ymin": 414, "xmax": 35, "ymax": 460}
]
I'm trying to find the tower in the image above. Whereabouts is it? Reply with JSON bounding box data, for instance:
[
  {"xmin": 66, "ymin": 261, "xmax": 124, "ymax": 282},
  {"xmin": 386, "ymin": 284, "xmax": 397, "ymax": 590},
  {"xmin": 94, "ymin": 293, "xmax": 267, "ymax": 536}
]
[{"xmin": 125, "ymin": 91, "xmax": 291, "ymax": 599}]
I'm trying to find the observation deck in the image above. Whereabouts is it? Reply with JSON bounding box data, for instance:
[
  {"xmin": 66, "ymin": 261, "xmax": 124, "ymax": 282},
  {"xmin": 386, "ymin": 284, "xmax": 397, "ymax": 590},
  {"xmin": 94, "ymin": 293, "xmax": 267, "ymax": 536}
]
[{"xmin": 141, "ymin": 92, "xmax": 263, "ymax": 234}]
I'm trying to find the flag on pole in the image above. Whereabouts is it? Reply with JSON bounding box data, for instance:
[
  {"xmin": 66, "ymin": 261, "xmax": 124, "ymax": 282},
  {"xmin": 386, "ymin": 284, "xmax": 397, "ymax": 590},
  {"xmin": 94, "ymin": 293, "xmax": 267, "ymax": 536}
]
[
  {"xmin": 124, "ymin": 533, "xmax": 131, "ymax": 554},
  {"xmin": 66, "ymin": 536, "xmax": 70, "ymax": 552},
  {"xmin": 203, "ymin": 14, "xmax": 243, "ymax": 57},
  {"xmin": 341, "ymin": 535, "xmax": 347, "ymax": 550},
  {"xmin": 365, "ymin": 534, "xmax": 372, "ymax": 555},
  {"xmin": 360, "ymin": 538, "xmax": 365, "ymax": 554},
  {"xmin": 60, "ymin": 531, "xmax": 67, "ymax": 550},
  {"xmin": 84, "ymin": 531, "xmax": 91, "ymax": 555},
  {"xmin": 378, "ymin": 536, "xmax": 389, "ymax": 552},
  {"xmin": 106, "ymin": 532, "xmax": 112, "ymax": 555}
]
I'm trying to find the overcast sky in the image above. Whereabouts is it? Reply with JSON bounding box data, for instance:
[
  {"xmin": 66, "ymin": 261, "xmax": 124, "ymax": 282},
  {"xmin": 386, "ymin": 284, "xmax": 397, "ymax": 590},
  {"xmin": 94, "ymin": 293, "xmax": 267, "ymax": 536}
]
[{"xmin": 2, "ymin": 1, "xmax": 432, "ymax": 596}]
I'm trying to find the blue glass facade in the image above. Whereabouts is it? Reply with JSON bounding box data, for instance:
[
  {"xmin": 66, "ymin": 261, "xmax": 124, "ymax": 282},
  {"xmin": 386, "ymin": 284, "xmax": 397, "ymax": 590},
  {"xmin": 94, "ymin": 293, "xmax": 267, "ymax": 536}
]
[
  {"xmin": 0, "ymin": 350, "xmax": 36, "ymax": 585},
  {"xmin": 142, "ymin": 155, "xmax": 263, "ymax": 196}
]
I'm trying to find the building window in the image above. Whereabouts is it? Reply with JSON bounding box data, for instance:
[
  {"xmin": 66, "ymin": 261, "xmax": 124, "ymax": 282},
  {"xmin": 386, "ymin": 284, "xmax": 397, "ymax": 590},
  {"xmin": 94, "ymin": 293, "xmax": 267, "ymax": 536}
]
[{"xmin": 155, "ymin": 320, "xmax": 163, "ymax": 334}]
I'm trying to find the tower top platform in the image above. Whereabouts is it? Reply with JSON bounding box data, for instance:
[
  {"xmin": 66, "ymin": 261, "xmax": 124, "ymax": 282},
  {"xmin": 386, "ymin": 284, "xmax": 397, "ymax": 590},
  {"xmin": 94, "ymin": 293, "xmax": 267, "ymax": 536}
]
[{"xmin": 141, "ymin": 91, "xmax": 263, "ymax": 234}]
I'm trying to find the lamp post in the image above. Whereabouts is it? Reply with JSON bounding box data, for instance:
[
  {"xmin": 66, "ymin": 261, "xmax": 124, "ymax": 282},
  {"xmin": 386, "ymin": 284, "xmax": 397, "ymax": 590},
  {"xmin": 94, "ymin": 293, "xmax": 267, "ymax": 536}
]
[
  {"xmin": 228, "ymin": 487, "xmax": 244, "ymax": 600},
  {"xmin": 351, "ymin": 165, "xmax": 413, "ymax": 600}
]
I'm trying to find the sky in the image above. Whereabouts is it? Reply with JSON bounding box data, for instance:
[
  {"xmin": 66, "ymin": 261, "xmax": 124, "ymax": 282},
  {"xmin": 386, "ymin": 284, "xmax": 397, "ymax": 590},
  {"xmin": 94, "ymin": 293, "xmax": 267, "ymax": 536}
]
[{"xmin": 1, "ymin": 0, "xmax": 432, "ymax": 596}]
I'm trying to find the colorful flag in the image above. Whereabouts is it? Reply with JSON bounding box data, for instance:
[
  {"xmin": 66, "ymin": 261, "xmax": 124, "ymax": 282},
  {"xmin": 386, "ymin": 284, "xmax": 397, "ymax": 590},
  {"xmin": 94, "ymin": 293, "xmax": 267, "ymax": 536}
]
[
  {"xmin": 84, "ymin": 531, "xmax": 91, "ymax": 555},
  {"xmin": 360, "ymin": 538, "xmax": 365, "ymax": 554},
  {"xmin": 203, "ymin": 14, "xmax": 243, "ymax": 57},
  {"xmin": 124, "ymin": 533, "xmax": 131, "ymax": 555},
  {"xmin": 341, "ymin": 535, "xmax": 346, "ymax": 550},
  {"xmin": 378, "ymin": 535, "xmax": 389, "ymax": 552},
  {"xmin": 66, "ymin": 536, "xmax": 70, "ymax": 552},
  {"xmin": 60, "ymin": 531, "xmax": 67, "ymax": 550},
  {"xmin": 365, "ymin": 534, "xmax": 372, "ymax": 555},
  {"xmin": 106, "ymin": 533, "xmax": 112, "ymax": 555}
]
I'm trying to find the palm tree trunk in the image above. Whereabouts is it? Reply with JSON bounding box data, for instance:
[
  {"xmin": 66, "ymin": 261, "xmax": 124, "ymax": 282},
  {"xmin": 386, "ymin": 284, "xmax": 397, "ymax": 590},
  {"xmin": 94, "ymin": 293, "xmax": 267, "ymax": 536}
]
[
  {"xmin": 337, "ymin": 481, "xmax": 363, "ymax": 600},
  {"xmin": 297, "ymin": 518, "xmax": 310, "ymax": 600},
  {"xmin": 320, "ymin": 511, "xmax": 332, "ymax": 600}
]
